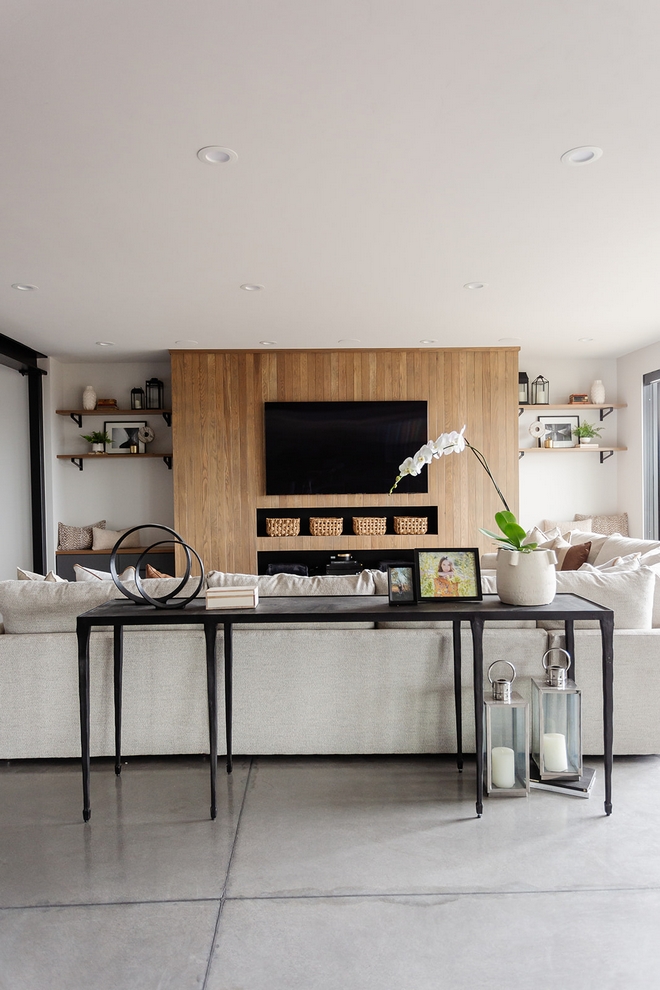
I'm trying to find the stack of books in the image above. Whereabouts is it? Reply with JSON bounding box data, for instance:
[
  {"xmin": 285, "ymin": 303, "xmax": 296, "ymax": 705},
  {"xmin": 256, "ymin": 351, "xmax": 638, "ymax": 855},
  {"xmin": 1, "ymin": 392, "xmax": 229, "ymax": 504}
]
[
  {"xmin": 206, "ymin": 586, "xmax": 259, "ymax": 610},
  {"xmin": 529, "ymin": 763, "xmax": 596, "ymax": 798}
]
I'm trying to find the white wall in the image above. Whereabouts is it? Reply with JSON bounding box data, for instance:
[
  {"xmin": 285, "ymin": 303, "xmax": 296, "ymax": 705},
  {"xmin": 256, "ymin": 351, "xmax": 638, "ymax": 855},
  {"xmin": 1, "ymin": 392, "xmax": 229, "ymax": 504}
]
[
  {"xmin": 617, "ymin": 340, "xmax": 660, "ymax": 538},
  {"xmin": 0, "ymin": 363, "xmax": 32, "ymax": 579},
  {"xmin": 517, "ymin": 354, "xmax": 620, "ymax": 531},
  {"xmin": 46, "ymin": 359, "xmax": 174, "ymax": 570}
]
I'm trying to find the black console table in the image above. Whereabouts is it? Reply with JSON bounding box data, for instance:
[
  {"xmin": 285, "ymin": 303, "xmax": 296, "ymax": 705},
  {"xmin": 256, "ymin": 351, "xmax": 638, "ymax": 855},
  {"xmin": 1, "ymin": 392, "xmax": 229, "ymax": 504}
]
[{"xmin": 76, "ymin": 594, "xmax": 614, "ymax": 821}]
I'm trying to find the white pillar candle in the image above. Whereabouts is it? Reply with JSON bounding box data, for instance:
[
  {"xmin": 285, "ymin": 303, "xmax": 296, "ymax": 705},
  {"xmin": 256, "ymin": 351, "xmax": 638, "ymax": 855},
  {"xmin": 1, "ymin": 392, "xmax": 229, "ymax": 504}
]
[
  {"xmin": 543, "ymin": 732, "xmax": 568, "ymax": 772},
  {"xmin": 491, "ymin": 746, "xmax": 516, "ymax": 788}
]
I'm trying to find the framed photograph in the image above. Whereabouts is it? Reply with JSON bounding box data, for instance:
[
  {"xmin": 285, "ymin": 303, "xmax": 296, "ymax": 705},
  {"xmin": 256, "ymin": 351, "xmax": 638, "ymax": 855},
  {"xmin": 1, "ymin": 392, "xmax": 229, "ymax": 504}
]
[
  {"xmin": 104, "ymin": 420, "xmax": 147, "ymax": 454},
  {"xmin": 414, "ymin": 548, "xmax": 482, "ymax": 602},
  {"xmin": 537, "ymin": 415, "xmax": 579, "ymax": 448},
  {"xmin": 387, "ymin": 564, "xmax": 416, "ymax": 605}
]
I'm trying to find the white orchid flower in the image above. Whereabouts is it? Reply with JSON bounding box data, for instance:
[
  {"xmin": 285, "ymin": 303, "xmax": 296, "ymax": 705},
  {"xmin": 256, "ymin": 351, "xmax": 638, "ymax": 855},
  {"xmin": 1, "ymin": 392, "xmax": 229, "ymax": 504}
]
[
  {"xmin": 398, "ymin": 456, "xmax": 416, "ymax": 477},
  {"xmin": 444, "ymin": 425, "xmax": 467, "ymax": 454},
  {"xmin": 427, "ymin": 437, "xmax": 444, "ymax": 458},
  {"xmin": 417, "ymin": 444, "xmax": 434, "ymax": 464},
  {"xmin": 411, "ymin": 449, "xmax": 428, "ymax": 473}
]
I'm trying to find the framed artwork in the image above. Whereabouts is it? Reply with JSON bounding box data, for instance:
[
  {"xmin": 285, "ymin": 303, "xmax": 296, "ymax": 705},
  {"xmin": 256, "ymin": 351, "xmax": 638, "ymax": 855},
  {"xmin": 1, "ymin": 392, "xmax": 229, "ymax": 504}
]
[
  {"xmin": 104, "ymin": 420, "xmax": 147, "ymax": 454},
  {"xmin": 387, "ymin": 564, "xmax": 416, "ymax": 605},
  {"xmin": 414, "ymin": 548, "xmax": 482, "ymax": 602},
  {"xmin": 537, "ymin": 415, "xmax": 579, "ymax": 448}
]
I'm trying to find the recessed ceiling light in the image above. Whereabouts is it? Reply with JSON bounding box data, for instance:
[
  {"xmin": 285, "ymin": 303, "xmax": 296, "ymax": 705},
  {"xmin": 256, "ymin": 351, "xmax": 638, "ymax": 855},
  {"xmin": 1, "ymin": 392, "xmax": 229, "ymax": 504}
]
[
  {"xmin": 12, "ymin": 283, "xmax": 38, "ymax": 291},
  {"xmin": 578, "ymin": 337, "xmax": 594, "ymax": 342},
  {"xmin": 240, "ymin": 283, "xmax": 264, "ymax": 291},
  {"xmin": 464, "ymin": 282, "xmax": 487, "ymax": 289},
  {"xmin": 561, "ymin": 146, "xmax": 603, "ymax": 166},
  {"xmin": 95, "ymin": 341, "xmax": 115, "ymax": 347},
  {"xmin": 197, "ymin": 146, "xmax": 237, "ymax": 164},
  {"xmin": 259, "ymin": 340, "xmax": 277, "ymax": 346},
  {"xmin": 174, "ymin": 339, "xmax": 199, "ymax": 346},
  {"xmin": 338, "ymin": 338, "xmax": 361, "ymax": 345},
  {"xmin": 419, "ymin": 339, "xmax": 437, "ymax": 345}
]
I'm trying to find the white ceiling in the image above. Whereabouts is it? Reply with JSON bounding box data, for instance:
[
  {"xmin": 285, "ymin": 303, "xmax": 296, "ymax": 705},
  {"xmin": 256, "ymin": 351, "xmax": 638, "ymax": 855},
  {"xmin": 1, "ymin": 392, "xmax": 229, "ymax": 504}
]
[{"xmin": 2, "ymin": 0, "xmax": 660, "ymax": 361}]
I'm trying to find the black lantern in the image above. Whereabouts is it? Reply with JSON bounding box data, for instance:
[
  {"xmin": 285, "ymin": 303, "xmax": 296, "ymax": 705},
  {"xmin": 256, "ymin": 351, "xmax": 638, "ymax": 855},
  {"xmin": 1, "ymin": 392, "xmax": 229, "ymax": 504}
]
[
  {"xmin": 518, "ymin": 372, "xmax": 529, "ymax": 405},
  {"xmin": 145, "ymin": 378, "xmax": 164, "ymax": 409},
  {"xmin": 531, "ymin": 375, "xmax": 549, "ymax": 404},
  {"xmin": 131, "ymin": 387, "xmax": 145, "ymax": 410}
]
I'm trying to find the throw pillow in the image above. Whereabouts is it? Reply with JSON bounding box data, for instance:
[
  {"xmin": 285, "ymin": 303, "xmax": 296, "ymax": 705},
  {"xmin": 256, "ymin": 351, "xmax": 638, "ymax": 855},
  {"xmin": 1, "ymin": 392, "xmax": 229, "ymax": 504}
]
[
  {"xmin": 556, "ymin": 542, "xmax": 591, "ymax": 571},
  {"xmin": 539, "ymin": 518, "xmax": 592, "ymax": 537},
  {"xmin": 256, "ymin": 572, "xmax": 376, "ymax": 597},
  {"xmin": 593, "ymin": 535, "xmax": 660, "ymax": 566},
  {"xmin": 58, "ymin": 519, "xmax": 106, "ymax": 551},
  {"xmin": 146, "ymin": 563, "xmax": 173, "ymax": 578},
  {"xmin": 16, "ymin": 567, "xmax": 66, "ymax": 582},
  {"xmin": 74, "ymin": 564, "xmax": 136, "ymax": 582},
  {"xmin": 575, "ymin": 512, "xmax": 629, "ymax": 537},
  {"xmin": 580, "ymin": 553, "xmax": 641, "ymax": 572},
  {"xmin": 91, "ymin": 527, "xmax": 142, "ymax": 550}
]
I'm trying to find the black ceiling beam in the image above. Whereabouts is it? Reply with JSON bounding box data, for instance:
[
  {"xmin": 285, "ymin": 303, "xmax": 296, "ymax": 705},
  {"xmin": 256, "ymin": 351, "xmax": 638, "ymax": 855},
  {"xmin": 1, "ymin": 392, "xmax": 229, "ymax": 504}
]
[{"xmin": 0, "ymin": 332, "xmax": 47, "ymax": 372}]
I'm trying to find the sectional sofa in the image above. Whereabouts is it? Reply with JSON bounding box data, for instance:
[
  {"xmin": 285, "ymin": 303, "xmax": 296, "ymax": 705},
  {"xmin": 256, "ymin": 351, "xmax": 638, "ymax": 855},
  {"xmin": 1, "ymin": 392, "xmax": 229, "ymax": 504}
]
[{"xmin": 1, "ymin": 530, "xmax": 660, "ymax": 761}]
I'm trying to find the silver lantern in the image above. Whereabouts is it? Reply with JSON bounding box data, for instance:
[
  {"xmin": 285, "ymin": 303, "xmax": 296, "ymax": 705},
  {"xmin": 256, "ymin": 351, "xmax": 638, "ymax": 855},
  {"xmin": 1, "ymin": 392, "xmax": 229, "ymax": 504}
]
[
  {"xmin": 532, "ymin": 648, "xmax": 582, "ymax": 781},
  {"xmin": 484, "ymin": 661, "xmax": 530, "ymax": 797}
]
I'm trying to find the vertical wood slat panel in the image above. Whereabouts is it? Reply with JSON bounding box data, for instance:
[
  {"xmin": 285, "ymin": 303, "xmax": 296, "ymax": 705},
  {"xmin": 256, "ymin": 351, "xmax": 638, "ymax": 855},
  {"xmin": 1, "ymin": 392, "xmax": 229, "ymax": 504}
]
[{"xmin": 171, "ymin": 348, "xmax": 519, "ymax": 573}]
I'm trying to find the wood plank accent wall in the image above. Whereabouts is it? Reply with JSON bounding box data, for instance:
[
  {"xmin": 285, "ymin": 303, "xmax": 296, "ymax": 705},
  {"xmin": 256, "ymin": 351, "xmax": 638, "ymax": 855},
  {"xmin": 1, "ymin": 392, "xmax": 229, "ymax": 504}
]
[{"xmin": 170, "ymin": 348, "xmax": 519, "ymax": 575}]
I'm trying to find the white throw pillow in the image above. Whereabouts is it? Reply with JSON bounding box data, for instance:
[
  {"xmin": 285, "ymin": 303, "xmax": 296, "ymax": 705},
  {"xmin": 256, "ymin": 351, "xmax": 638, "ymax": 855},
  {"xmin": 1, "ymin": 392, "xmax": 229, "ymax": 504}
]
[
  {"xmin": 206, "ymin": 570, "xmax": 260, "ymax": 588},
  {"xmin": 538, "ymin": 568, "xmax": 655, "ymax": 629},
  {"xmin": 540, "ymin": 518, "xmax": 592, "ymax": 537},
  {"xmin": 74, "ymin": 564, "xmax": 136, "ymax": 582},
  {"xmin": 17, "ymin": 568, "xmax": 66, "ymax": 583},
  {"xmin": 593, "ymin": 534, "xmax": 660, "ymax": 567},
  {"xmin": 579, "ymin": 554, "xmax": 641, "ymax": 573},
  {"xmin": 91, "ymin": 527, "xmax": 142, "ymax": 551},
  {"xmin": 257, "ymin": 572, "xmax": 376, "ymax": 596}
]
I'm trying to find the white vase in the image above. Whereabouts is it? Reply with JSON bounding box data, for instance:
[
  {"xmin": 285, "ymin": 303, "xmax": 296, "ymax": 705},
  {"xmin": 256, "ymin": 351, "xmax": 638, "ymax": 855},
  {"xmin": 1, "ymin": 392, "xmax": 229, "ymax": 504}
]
[
  {"xmin": 82, "ymin": 385, "xmax": 97, "ymax": 410},
  {"xmin": 579, "ymin": 437, "xmax": 593, "ymax": 446},
  {"xmin": 496, "ymin": 548, "xmax": 558, "ymax": 606},
  {"xmin": 91, "ymin": 442, "xmax": 104, "ymax": 453},
  {"xmin": 590, "ymin": 380, "xmax": 605, "ymax": 404}
]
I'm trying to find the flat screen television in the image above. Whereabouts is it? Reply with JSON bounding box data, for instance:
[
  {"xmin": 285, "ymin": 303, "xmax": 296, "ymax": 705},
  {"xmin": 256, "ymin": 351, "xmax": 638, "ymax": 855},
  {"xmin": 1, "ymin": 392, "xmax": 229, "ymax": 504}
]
[{"xmin": 265, "ymin": 401, "xmax": 428, "ymax": 495}]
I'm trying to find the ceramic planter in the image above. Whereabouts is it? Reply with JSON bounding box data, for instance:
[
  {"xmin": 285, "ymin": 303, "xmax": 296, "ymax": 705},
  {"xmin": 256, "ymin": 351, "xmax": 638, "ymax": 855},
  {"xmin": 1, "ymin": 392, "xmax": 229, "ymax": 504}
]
[{"xmin": 496, "ymin": 548, "xmax": 557, "ymax": 606}]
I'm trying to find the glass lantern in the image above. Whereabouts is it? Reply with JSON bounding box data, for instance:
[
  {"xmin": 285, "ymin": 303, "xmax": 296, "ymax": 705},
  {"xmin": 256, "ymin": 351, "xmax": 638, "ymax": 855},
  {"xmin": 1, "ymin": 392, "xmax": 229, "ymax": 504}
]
[
  {"xmin": 518, "ymin": 372, "xmax": 529, "ymax": 404},
  {"xmin": 484, "ymin": 661, "xmax": 530, "ymax": 797},
  {"xmin": 530, "ymin": 374, "xmax": 550, "ymax": 404},
  {"xmin": 532, "ymin": 648, "xmax": 582, "ymax": 781},
  {"xmin": 131, "ymin": 387, "xmax": 145, "ymax": 410},
  {"xmin": 145, "ymin": 378, "xmax": 164, "ymax": 409}
]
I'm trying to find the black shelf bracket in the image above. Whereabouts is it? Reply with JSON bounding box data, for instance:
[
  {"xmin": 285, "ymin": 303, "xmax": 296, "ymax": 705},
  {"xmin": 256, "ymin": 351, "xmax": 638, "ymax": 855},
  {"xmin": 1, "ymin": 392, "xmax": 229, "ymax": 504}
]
[
  {"xmin": 70, "ymin": 457, "xmax": 84, "ymax": 471},
  {"xmin": 600, "ymin": 450, "xmax": 614, "ymax": 463},
  {"xmin": 69, "ymin": 412, "xmax": 83, "ymax": 427},
  {"xmin": 162, "ymin": 412, "xmax": 172, "ymax": 427},
  {"xmin": 518, "ymin": 407, "xmax": 525, "ymax": 417},
  {"xmin": 163, "ymin": 456, "xmax": 173, "ymax": 469},
  {"xmin": 599, "ymin": 407, "xmax": 614, "ymax": 421},
  {"xmin": 519, "ymin": 451, "xmax": 525, "ymax": 459}
]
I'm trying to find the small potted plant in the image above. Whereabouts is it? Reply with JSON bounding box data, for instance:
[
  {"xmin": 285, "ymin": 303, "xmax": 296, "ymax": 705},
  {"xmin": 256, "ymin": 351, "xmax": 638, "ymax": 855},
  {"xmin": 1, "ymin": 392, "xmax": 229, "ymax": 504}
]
[
  {"xmin": 81, "ymin": 430, "xmax": 111, "ymax": 453},
  {"xmin": 572, "ymin": 422, "xmax": 603, "ymax": 446}
]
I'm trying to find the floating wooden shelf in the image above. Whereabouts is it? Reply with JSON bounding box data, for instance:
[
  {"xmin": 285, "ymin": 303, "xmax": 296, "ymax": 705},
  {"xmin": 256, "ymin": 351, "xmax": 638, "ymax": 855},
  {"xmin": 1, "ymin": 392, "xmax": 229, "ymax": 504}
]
[
  {"xmin": 519, "ymin": 403, "xmax": 626, "ymax": 421},
  {"xmin": 57, "ymin": 453, "xmax": 173, "ymax": 471},
  {"xmin": 56, "ymin": 408, "xmax": 172, "ymax": 426},
  {"xmin": 519, "ymin": 446, "xmax": 626, "ymax": 464}
]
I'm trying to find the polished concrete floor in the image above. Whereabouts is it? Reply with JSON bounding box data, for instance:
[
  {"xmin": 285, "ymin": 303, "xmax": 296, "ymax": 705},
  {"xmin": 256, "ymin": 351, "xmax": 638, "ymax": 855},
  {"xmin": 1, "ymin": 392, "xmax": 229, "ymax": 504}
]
[{"xmin": 0, "ymin": 753, "xmax": 659, "ymax": 989}]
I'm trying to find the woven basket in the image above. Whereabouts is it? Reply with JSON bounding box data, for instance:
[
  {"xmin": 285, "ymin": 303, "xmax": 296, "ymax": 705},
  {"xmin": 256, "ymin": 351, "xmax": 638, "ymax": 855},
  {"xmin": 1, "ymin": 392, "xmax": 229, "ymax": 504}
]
[
  {"xmin": 352, "ymin": 516, "xmax": 387, "ymax": 536},
  {"xmin": 309, "ymin": 517, "xmax": 344, "ymax": 537},
  {"xmin": 393, "ymin": 516, "xmax": 428, "ymax": 535},
  {"xmin": 266, "ymin": 517, "xmax": 300, "ymax": 537}
]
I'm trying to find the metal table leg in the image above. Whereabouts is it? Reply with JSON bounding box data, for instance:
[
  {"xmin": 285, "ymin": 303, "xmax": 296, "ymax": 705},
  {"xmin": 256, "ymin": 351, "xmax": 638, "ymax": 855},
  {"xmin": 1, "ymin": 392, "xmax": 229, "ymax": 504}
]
[
  {"xmin": 600, "ymin": 614, "xmax": 614, "ymax": 815},
  {"xmin": 470, "ymin": 616, "xmax": 485, "ymax": 817},
  {"xmin": 77, "ymin": 621, "xmax": 92, "ymax": 822},
  {"xmin": 452, "ymin": 621, "xmax": 463, "ymax": 771},
  {"xmin": 204, "ymin": 623, "xmax": 218, "ymax": 820},
  {"xmin": 224, "ymin": 621, "xmax": 233, "ymax": 775},
  {"xmin": 113, "ymin": 625, "xmax": 123, "ymax": 776},
  {"xmin": 564, "ymin": 619, "xmax": 575, "ymax": 680}
]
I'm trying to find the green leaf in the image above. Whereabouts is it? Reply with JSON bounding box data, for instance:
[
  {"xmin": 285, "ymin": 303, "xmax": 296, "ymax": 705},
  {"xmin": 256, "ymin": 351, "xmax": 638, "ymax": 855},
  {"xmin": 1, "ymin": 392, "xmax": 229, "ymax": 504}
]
[
  {"xmin": 500, "ymin": 521, "xmax": 526, "ymax": 543},
  {"xmin": 495, "ymin": 510, "xmax": 517, "ymax": 532}
]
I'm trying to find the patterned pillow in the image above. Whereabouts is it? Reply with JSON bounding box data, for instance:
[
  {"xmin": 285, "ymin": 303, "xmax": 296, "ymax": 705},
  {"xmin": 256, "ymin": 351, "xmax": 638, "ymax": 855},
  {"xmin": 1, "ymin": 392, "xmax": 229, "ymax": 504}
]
[
  {"xmin": 575, "ymin": 512, "xmax": 629, "ymax": 537},
  {"xmin": 57, "ymin": 519, "xmax": 106, "ymax": 551}
]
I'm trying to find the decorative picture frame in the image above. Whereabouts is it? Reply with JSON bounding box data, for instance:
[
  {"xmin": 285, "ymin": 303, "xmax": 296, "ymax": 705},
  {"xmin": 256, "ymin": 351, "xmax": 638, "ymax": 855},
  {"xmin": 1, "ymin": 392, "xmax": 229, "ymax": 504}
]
[
  {"xmin": 414, "ymin": 548, "xmax": 482, "ymax": 602},
  {"xmin": 387, "ymin": 564, "xmax": 416, "ymax": 605},
  {"xmin": 104, "ymin": 420, "xmax": 147, "ymax": 454},
  {"xmin": 536, "ymin": 415, "xmax": 580, "ymax": 448}
]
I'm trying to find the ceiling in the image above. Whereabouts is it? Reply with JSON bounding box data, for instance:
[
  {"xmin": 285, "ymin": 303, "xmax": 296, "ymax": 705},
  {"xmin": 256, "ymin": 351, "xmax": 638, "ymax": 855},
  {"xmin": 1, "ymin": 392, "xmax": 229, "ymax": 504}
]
[{"xmin": 2, "ymin": 0, "xmax": 660, "ymax": 361}]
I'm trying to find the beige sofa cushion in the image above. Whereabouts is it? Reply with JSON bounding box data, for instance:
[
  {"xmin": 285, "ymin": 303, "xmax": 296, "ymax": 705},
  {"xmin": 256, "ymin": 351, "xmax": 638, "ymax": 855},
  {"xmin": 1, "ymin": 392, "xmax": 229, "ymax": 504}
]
[
  {"xmin": 537, "ymin": 568, "xmax": 655, "ymax": 630},
  {"xmin": 593, "ymin": 534, "xmax": 660, "ymax": 567},
  {"xmin": 207, "ymin": 571, "xmax": 376, "ymax": 596}
]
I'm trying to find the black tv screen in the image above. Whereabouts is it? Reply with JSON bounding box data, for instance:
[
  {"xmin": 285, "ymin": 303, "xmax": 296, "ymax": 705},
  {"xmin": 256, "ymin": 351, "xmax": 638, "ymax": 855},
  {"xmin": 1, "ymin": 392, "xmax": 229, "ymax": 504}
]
[{"xmin": 265, "ymin": 401, "xmax": 428, "ymax": 495}]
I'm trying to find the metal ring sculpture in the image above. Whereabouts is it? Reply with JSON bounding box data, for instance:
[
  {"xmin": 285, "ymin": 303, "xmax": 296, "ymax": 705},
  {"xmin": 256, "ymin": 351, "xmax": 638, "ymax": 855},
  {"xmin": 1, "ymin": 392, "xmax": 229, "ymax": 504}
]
[{"xmin": 110, "ymin": 525, "xmax": 204, "ymax": 608}]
